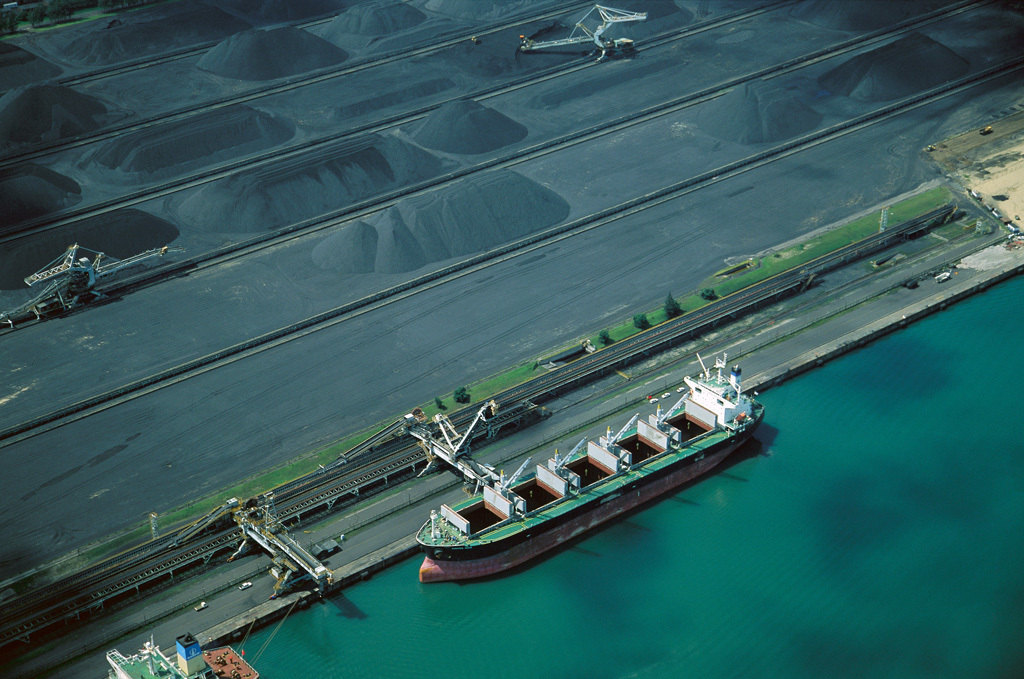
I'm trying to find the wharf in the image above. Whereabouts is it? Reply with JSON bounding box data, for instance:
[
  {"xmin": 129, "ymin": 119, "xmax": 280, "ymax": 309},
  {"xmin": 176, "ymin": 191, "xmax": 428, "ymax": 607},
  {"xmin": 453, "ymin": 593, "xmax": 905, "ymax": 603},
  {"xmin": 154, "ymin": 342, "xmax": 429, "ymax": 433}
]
[{"xmin": 12, "ymin": 232, "xmax": 1024, "ymax": 679}]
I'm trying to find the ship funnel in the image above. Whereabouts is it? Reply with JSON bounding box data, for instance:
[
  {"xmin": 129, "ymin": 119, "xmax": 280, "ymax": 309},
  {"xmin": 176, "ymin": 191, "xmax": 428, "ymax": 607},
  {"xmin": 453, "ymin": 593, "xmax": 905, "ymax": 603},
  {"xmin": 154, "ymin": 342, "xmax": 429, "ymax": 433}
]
[{"xmin": 730, "ymin": 365, "xmax": 742, "ymax": 396}]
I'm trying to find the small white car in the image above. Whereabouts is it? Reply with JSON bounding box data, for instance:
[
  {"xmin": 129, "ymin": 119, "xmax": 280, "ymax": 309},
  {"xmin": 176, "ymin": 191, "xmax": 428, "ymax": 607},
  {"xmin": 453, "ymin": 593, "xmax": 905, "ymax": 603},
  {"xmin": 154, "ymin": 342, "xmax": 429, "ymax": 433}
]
[
  {"xmin": 238, "ymin": 582, "xmax": 253, "ymax": 590},
  {"xmin": 676, "ymin": 386, "xmax": 686, "ymax": 393},
  {"xmin": 662, "ymin": 393, "xmax": 671, "ymax": 399},
  {"xmin": 649, "ymin": 397, "xmax": 659, "ymax": 404},
  {"xmin": 194, "ymin": 601, "xmax": 208, "ymax": 611}
]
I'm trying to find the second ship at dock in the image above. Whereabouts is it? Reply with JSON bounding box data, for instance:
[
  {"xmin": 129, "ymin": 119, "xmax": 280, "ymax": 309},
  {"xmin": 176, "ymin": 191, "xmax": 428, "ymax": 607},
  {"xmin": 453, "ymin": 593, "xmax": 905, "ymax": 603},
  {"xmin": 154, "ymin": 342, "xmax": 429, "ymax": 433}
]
[{"xmin": 415, "ymin": 355, "xmax": 764, "ymax": 583}]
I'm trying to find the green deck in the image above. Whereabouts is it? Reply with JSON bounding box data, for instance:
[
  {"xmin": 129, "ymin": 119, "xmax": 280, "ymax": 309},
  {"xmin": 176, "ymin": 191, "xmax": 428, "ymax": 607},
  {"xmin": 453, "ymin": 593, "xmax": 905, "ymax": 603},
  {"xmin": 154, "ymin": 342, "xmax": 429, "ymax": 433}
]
[{"xmin": 420, "ymin": 400, "xmax": 760, "ymax": 548}]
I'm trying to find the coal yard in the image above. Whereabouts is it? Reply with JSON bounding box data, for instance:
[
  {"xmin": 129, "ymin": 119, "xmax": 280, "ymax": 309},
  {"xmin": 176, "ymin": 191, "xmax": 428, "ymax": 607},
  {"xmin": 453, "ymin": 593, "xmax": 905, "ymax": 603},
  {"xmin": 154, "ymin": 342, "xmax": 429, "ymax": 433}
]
[{"xmin": 1, "ymin": 0, "xmax": 1023, "ymax": 672}]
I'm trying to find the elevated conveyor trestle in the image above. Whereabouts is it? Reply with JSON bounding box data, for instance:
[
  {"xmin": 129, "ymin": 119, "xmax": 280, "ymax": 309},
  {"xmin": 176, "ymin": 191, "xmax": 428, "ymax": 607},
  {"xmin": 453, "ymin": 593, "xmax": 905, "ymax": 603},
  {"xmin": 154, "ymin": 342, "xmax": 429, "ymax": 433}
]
[{"xmin": 230, "ymin": 494, "xmax": 331, "ymax": 596}]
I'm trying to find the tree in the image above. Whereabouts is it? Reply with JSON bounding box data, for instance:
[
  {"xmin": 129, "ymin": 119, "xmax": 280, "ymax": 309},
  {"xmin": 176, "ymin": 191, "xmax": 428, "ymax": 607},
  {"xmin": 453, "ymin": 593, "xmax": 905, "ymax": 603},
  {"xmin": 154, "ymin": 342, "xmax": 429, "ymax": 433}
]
[
  {"xmin": 664, "ymin": 292, "xmax": 682, "ymax": 319},
  {"xmin": 453, "ymin": 387, "xmax": 470, "ymax": 404},
  {"xmin": 598, "ymin": 329, "xmax": 612, "ymax": 345},
  {"xmin": 700, "ymin": 287, "xmax": 718, "ymax": 301},
  {"xmin": 28, "ymin": 3, "xmax": 47, "ymax": 26},
  {"xmin": 0, "ymin": 11, "xmax": 17, "ymax": 35},
  {"xmin": 49, "ymin": 0, "xmax": 72, "ymax": 22},
  {"xmin": 632, "ymin": 313, "xmax": 650, "ymax": 331},
  {"xmin": 434, "ymin": 396, "xmax": 446, "ymax": 411}
]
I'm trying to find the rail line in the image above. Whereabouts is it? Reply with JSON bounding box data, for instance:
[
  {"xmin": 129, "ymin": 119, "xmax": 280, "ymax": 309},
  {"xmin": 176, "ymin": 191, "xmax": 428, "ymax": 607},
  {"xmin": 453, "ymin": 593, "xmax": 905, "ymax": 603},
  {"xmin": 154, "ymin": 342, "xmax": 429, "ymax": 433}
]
[
  {"xmin": 0, "ymin": 0, "xmax": 603, "ymax": 168},
  {"xmin": 0, "ymin": 0, "xmax": 790, "ymax": 249},
  {"xmin": 0, "ymin": 34, "xmax": 1015, "ymax": 448},
  {"xmin": 0, "ymin": 0, "xmax": 1005, "ymax": 653},
  {"xmin": 0, "ymin": 203, "xmax": 957, "ymax": 650}
]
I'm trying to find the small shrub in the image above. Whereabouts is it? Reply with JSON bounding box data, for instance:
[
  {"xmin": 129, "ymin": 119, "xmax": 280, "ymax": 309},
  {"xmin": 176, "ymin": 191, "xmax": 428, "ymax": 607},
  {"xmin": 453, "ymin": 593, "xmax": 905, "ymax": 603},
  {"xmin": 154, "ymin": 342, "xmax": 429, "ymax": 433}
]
[{"xmin": 632, "ymin": 313, "xmax": 650, "ymax": 330}]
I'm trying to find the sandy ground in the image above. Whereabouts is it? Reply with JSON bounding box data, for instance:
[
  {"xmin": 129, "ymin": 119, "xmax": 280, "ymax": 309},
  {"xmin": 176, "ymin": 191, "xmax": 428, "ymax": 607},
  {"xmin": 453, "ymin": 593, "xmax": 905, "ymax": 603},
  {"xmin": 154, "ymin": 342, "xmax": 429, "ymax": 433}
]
[{"xmin": 933, "ymin": 109, "xmax": 1024, "ymax": 225}]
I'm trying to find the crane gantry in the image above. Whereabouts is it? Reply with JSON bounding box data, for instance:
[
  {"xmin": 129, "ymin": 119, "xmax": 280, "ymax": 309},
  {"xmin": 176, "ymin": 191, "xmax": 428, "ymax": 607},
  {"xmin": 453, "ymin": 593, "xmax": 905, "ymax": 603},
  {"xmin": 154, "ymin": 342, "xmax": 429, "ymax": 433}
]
[
  {"xmin": 0, "ymin": 243, "xmax": 182, "ymax": 329},
  {"xmin": 519, "ymin": 4, "xmax": 647, "ymax": 60}
]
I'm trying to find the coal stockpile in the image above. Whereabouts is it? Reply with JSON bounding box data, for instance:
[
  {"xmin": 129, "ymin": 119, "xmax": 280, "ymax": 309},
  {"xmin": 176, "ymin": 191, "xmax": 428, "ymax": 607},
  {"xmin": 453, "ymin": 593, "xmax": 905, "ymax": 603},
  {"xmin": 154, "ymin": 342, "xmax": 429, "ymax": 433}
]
[
  {"xmin": 176, "ymin": 135, "xmax": 446, "ymax": 233},
  {"xmin": 320, "ymin": 3, "xmax": 427, "ymax": 45},
  {"xmin": 791, "ymin": 0, "xmax": 925, "ymax": 31},
  {"xmin": 217, "ymin": 0, "xmax": 350, "ymax": 22},
  {"xmin": 410, "ymin": 99, "xmax": 527, "ymax": 154},
  {"xmin": 0, "ymin": 209, "xmax": 179, "ymax": 290},
  {"xmin": 311, "ymin": 169, "xmax": 570, "ymax": 275},
  {"xmin": 0, "ymin": 164, "xmax": 81, "ymax": 230},
  {"xmin": 818, "ymin": 32, "xmax": 969, "ymax": 102},
  {"xmin": 0, "ymin": 84, "xmax": 108, "ymax": 145},
  {"xmin": 85, "ymin": 105, "xmax": 293, "ymax": 179},
  {"xmin": 0, "ymin": 42, "xmax": 61, "ymax": 92},
  {"xmin": 59, "ymin": 6, "xmax": 251, "ymax": 66},
  {"xmin": 197, "ymin": 27, "xmax": 348, "ymax": 81},
  {"xmin": 699, "ymin": 81, "xmax": 822, "ymax": 144}
]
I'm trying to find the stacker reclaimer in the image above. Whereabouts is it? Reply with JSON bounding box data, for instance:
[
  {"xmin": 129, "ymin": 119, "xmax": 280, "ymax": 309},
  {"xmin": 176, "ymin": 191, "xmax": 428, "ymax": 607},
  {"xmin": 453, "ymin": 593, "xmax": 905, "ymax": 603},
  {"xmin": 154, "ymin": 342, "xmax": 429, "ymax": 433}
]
[
  {"xmin": 0, "ymin": 242, "xmax": 182, "ymax": 328},
  {"xmin": 519, "ymin": 4, "xmax": 647, "ymax": 60}
]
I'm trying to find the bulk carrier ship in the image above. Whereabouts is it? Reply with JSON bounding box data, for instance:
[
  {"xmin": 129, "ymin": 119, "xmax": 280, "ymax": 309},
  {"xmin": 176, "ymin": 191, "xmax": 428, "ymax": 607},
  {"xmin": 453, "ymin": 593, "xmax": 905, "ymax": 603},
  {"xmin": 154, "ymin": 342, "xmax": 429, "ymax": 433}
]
[{"xmin": 413, "ymin": 355, "xmax": 764, "ymax": 583}]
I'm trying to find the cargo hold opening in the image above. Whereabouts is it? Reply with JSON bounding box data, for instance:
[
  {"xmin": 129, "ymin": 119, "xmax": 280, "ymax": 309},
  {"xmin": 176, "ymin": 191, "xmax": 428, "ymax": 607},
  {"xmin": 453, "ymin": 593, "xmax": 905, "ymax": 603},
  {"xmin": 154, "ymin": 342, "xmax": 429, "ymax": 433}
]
[
  {"xmin": 615, "ymin": 434, "xmax": 662, "ymax": 463},
  {"xmin": 513, "ymin": 479, "xmax": 560, "ymax": 512},
  {"xmin": 666, "ymin": 414, "xmax": 712, "ymax": 440},
  {"xmin": 458, "ymin": 501, "xmax": 505, "ymax": 533},
  {"xmin": 567, "ymin": 457, "xmax": 610, "ymax": 487}
]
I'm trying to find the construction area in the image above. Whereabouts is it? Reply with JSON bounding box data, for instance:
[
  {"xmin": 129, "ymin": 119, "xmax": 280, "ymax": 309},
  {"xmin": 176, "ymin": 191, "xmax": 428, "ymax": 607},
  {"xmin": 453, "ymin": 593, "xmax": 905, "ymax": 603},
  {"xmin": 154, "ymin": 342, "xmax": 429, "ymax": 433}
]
[{"xmin": 0, "ymin": 1, "xmax": 1023, "ymax": 677}]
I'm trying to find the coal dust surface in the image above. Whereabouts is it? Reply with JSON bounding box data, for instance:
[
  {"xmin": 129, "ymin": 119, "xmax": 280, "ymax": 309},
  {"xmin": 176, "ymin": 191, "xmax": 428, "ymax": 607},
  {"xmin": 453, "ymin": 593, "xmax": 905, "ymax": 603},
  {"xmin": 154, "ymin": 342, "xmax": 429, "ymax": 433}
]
[
  {"xmin": 176, "ymin": 135, "xmax": 446, "ymax": 232},
  {"xmin": 0, "ymin": 84, "xmax": 108, "ymax": 145},
  {"xmin": 0, "ymin": 42, "xmax": 61, "ymax": 92},
  {"xmin": 418, "ymin": 0, "xmax": 560, "ymax": 21},
  {"xmin": 335, "ymin": 77, "xmax": 454, "ymax": 121},
  {"xmin": 818, "ymin": 32, "xmax": 969, "ymax": 102},
  {"xmin": 217, "ymin": 0, "xmax": 350, "ymax": 22},
  {"xmin": 320, "ymin": 3, "xmax": 427, "ymax": 47},
  {"xmin": 85, "ymin": 105, "xmax": 293, "ymax": 179},
  {"xmin": 311, "ymin": 169, "xmax": 570, "ymax": 275},
  {"xmin": 0, "ymin": 164, "xmax": 81, "ymax": 230},
  {"xmin": 59, "ymin": 6, "xmax": 250, "ymax": 66},
  {"xmin": 410, "ymin": 99, "xmax": 527, "ymax": 154},
  {"xmin": 699, "ymin": 81, "xmax": 822, "ymax": 144},
  {"xmin": 0, "ymin": 209, "xmax": 179, "ymax": 290},
  {"xmin": 197, "ymin": 27, "xmax": 348, "ymax": 81},
  {"xmin": 791, "ymin": 0, "xmax": 927, "ymax": 31}
]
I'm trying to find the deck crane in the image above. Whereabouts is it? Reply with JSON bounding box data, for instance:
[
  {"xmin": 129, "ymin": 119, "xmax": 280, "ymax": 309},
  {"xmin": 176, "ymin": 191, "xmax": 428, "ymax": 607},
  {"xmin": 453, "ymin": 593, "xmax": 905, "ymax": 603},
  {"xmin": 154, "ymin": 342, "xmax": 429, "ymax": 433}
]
[
  {"xmin": 519, "ymin": 4, "xmax": 647, "ymax": 60},
  {"xmin": 0, "ymin": 243, "xmax": 182, "ymax": 328},
  {"xmin": 405, "ymin": 401, "xmax": 502, "ymax": 492}
]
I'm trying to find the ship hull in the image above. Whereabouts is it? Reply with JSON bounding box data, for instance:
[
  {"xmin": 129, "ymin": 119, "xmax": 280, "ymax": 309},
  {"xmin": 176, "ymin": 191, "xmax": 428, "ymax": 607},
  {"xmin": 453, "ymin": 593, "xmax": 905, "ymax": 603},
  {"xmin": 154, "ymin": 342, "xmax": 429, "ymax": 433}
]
[{"xmin": 419, "ymin": 430, "xmax": 752, "ymax": 583}]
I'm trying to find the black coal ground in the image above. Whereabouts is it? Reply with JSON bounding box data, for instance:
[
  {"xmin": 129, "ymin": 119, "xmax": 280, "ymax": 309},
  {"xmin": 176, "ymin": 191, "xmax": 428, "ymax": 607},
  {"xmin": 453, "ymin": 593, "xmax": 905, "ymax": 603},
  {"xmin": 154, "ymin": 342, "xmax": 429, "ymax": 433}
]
[
  {"xmin": 0, "ymin": 1, "xmax": 1022, "ymax": 576},
  {"xmin": 197, "ymin": 26, "xmax": 348, "ymax": 81},
  {"xmin": 409, "ymin": 99, "xmax": 528, "ymax": 154}
]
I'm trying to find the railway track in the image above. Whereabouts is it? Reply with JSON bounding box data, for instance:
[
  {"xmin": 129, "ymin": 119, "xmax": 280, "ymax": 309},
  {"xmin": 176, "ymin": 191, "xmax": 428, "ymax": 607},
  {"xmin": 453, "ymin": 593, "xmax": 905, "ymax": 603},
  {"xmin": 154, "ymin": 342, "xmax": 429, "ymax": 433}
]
[
  {"xmin": 0, "ymin": 31, "xmax": 1013, "ymax": 448},
  {"xmin": 0, "ymin": 0, "xmax": 1004, "ymax": 656},
  {"xmin": 0, "ymin": 0, "xmax": 603, "ymax": 168},
  {"xmin": 0, "ymin": 0, "xmax": 790, "ymax": 250},
  {"xmin": 0, "ymin": 201, "xmax": 957, "ymax": 650}
]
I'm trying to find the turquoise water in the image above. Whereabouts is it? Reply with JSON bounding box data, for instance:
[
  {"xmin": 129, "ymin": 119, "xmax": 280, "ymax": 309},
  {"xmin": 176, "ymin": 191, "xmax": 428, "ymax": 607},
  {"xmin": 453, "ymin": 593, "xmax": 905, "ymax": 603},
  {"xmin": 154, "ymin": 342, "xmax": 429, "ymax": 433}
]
[{"xmin": 247, "ymin": 277, "xmax": 1024, "ymax": 678}]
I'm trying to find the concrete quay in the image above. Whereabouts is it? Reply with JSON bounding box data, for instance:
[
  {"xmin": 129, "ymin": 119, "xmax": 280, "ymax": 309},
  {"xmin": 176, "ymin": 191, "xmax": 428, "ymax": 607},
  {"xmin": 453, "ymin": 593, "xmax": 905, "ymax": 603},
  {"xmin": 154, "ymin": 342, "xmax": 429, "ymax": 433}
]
[{"xmin": 12, "ymin": 234, "xmax": 1024, "ymax": 679}]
